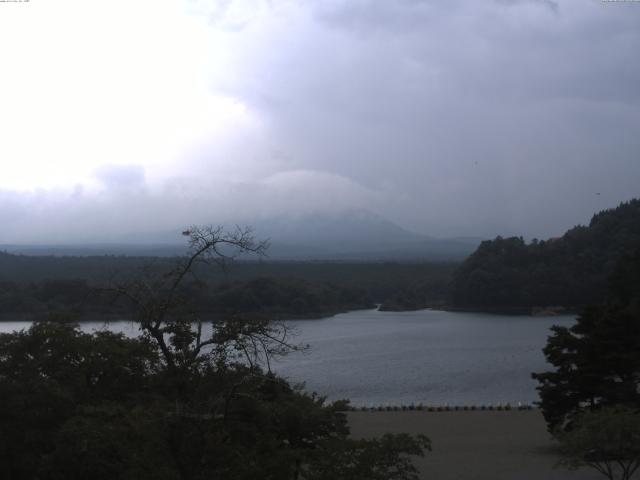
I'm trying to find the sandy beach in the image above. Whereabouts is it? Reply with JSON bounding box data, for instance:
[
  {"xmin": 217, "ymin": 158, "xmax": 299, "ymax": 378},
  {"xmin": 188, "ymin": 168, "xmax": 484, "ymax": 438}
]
[{"xmin": 348, "ymin": 410, "xmax": 604, "ymax": 480}]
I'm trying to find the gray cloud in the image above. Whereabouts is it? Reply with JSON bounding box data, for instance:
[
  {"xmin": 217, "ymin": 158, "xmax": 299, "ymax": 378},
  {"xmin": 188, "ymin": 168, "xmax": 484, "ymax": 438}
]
[
  {"xmin": 207, "ymin": 0, "xmax": 640, "ymax": 237},
  {"xmin": 94, "ymin": 164, "xmax": 146, "ymax": 190},
  {"xmin": 0, "ymin": 169, "xmax": 392, "ymax": 243},
  {"xmin": 3, "ymin": 0, "xmax": 640, "ymax": 243},
  {"xmin": 495, "ymin": 0, "xmax": 559, "ymax": 13}
]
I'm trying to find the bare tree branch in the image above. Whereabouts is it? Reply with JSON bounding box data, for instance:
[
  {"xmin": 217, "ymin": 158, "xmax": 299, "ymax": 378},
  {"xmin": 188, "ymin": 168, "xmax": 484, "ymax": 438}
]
[{"xmin": 101, "ymin": 225, "xmax": 296, "ymax": 377}]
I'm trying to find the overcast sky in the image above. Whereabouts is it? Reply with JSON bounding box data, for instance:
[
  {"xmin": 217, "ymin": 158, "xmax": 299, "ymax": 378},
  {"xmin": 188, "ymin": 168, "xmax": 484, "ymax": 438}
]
[{"xmin": 1, "ymin": 0, "xmax": 639, "ymax": 243}]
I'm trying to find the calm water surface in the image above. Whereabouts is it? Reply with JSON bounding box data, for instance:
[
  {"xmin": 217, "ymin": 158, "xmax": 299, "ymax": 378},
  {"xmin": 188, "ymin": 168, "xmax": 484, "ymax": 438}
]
[
  {"xmin": 0, "ymin": 309, "xmax": 575, "ymax": 406},
  {"xmin": 276, "ymin": 309, "xmax": 575, "ymax": 406}
]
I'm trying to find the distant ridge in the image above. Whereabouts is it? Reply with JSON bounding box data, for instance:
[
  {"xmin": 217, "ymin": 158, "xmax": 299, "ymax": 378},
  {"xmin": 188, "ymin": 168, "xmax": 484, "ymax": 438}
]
[
  {"xmin": 3, "ymin": 209, "xmax": 482, "ymax": 261},
  {"xmin": 250, "ymin": 210, "xmax": 481, "ymax": 261}
]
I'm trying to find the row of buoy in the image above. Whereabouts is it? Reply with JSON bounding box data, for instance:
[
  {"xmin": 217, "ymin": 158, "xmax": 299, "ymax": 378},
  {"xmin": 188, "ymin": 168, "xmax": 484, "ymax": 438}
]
[{"xmin": 345, "ymin": 403, "xmax": 536, "ymax": 412}]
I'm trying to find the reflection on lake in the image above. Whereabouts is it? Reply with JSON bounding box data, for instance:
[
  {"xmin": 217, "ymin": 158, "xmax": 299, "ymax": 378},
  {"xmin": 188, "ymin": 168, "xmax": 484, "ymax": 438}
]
[{"xmin": 0, "ymin": 309, "xmax": 575, "ymax": 406}]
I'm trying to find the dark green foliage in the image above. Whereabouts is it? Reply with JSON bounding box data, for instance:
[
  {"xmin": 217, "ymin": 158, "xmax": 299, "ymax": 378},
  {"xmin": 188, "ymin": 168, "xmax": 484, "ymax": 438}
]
[
  {"xmin": 533, "ymin": 249, "xmax": 640, "ymax": 432},
  {"xmin": 0, "ymin": 251, "xmax": 457, "ymax": 289},
  {"xmin": 206, "ymin": 276, "xmax": 374, "ymax": 317},
  {"xmin": 304, "ymin": 433, "xmax": 431, "ymax": 480},
  {"xmin": 0, "ymin": 322, "xmax": 430, "ymax": 480},
  {"xmin": 0, "ymin": 277, "xmax": 374, "ymax": 321},
  {"xmin": 0, "ymin": 261, "xmax": 455, "ymax": 319},
  {"xmin": 0, "ymin": 322, "xmax": 159, "ymax": 479},
  {"xmin": 452, "ymin": 199, "xmax": 640, "ymax": 309},
  {"xmin": 555, "ymin": 406, "xmax": 640, "ymax": 480}
]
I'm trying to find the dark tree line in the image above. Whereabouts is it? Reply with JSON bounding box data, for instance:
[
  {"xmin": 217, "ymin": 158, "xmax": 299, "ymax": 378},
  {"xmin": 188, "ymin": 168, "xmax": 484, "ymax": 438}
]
[
  {"xmin": 0, "ymin": 253, "xmax": 456, "ymax": 319},
  {"xmin": 452, "ymin": 199, "xmax": 640, "ymax": 310},
  {"xmin": 0, "ymin": 276, "xmax": 375, "ymax": 321}
]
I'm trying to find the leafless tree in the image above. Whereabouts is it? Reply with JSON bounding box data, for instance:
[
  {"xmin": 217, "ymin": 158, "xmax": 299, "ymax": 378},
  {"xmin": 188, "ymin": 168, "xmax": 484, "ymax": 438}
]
[{"xmin": 107, "ymin": 225, "xmax": 301, "ymax": 373}]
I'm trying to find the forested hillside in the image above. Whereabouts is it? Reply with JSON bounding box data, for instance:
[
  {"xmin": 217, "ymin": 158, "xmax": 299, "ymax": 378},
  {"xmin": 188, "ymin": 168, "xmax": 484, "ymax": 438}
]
[
  {"xmin": 0, "ymin": 254, "xmax": 455, "ymax": 320},
  {"xmin": 451, "ymin": 199, "xmax": 640, "ymax": 310},
  {"xmin": 0, "ymin": 276, "xmax": 375, "ymax": 321}
]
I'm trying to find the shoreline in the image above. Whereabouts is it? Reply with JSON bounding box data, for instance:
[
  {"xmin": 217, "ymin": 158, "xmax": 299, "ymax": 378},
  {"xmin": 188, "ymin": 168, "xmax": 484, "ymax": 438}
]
[
  {"xmin": 0, "ymin": 306, "xmax": 373, "ymax": 323},
  {"xmin": 380, "ymin": 304, "xmax": 580, "ymax": 317},
  {"xmin": 342, "ymin": 403, "xmax": 537, "ymax": 412},
  {"xmin": 0, "ymin": 304, "xmax": 579, "ymax": 323}
]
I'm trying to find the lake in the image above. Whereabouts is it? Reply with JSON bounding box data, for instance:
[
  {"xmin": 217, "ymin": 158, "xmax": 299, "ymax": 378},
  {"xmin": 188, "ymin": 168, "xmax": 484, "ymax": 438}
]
[{"xmin": 0, "ymin": 309, "xmax": 576, "ymax": 406}]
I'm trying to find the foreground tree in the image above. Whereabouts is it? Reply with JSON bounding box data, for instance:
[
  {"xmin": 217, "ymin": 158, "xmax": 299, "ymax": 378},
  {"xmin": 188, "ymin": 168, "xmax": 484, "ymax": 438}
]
[
  {"xmin": 0, "ymin": 226, "xmax": 431, "ymax": 479},
  {"xmin": 107, "ymin": 225, "xmax": 284, "ymax": 371},
  {"xmin": 555, "ymin": 407, "xmax": 640, "ymax": 480},
  {"xmin": 532, "ymin": 249, "xmax": 640, "ymax": 431}
]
